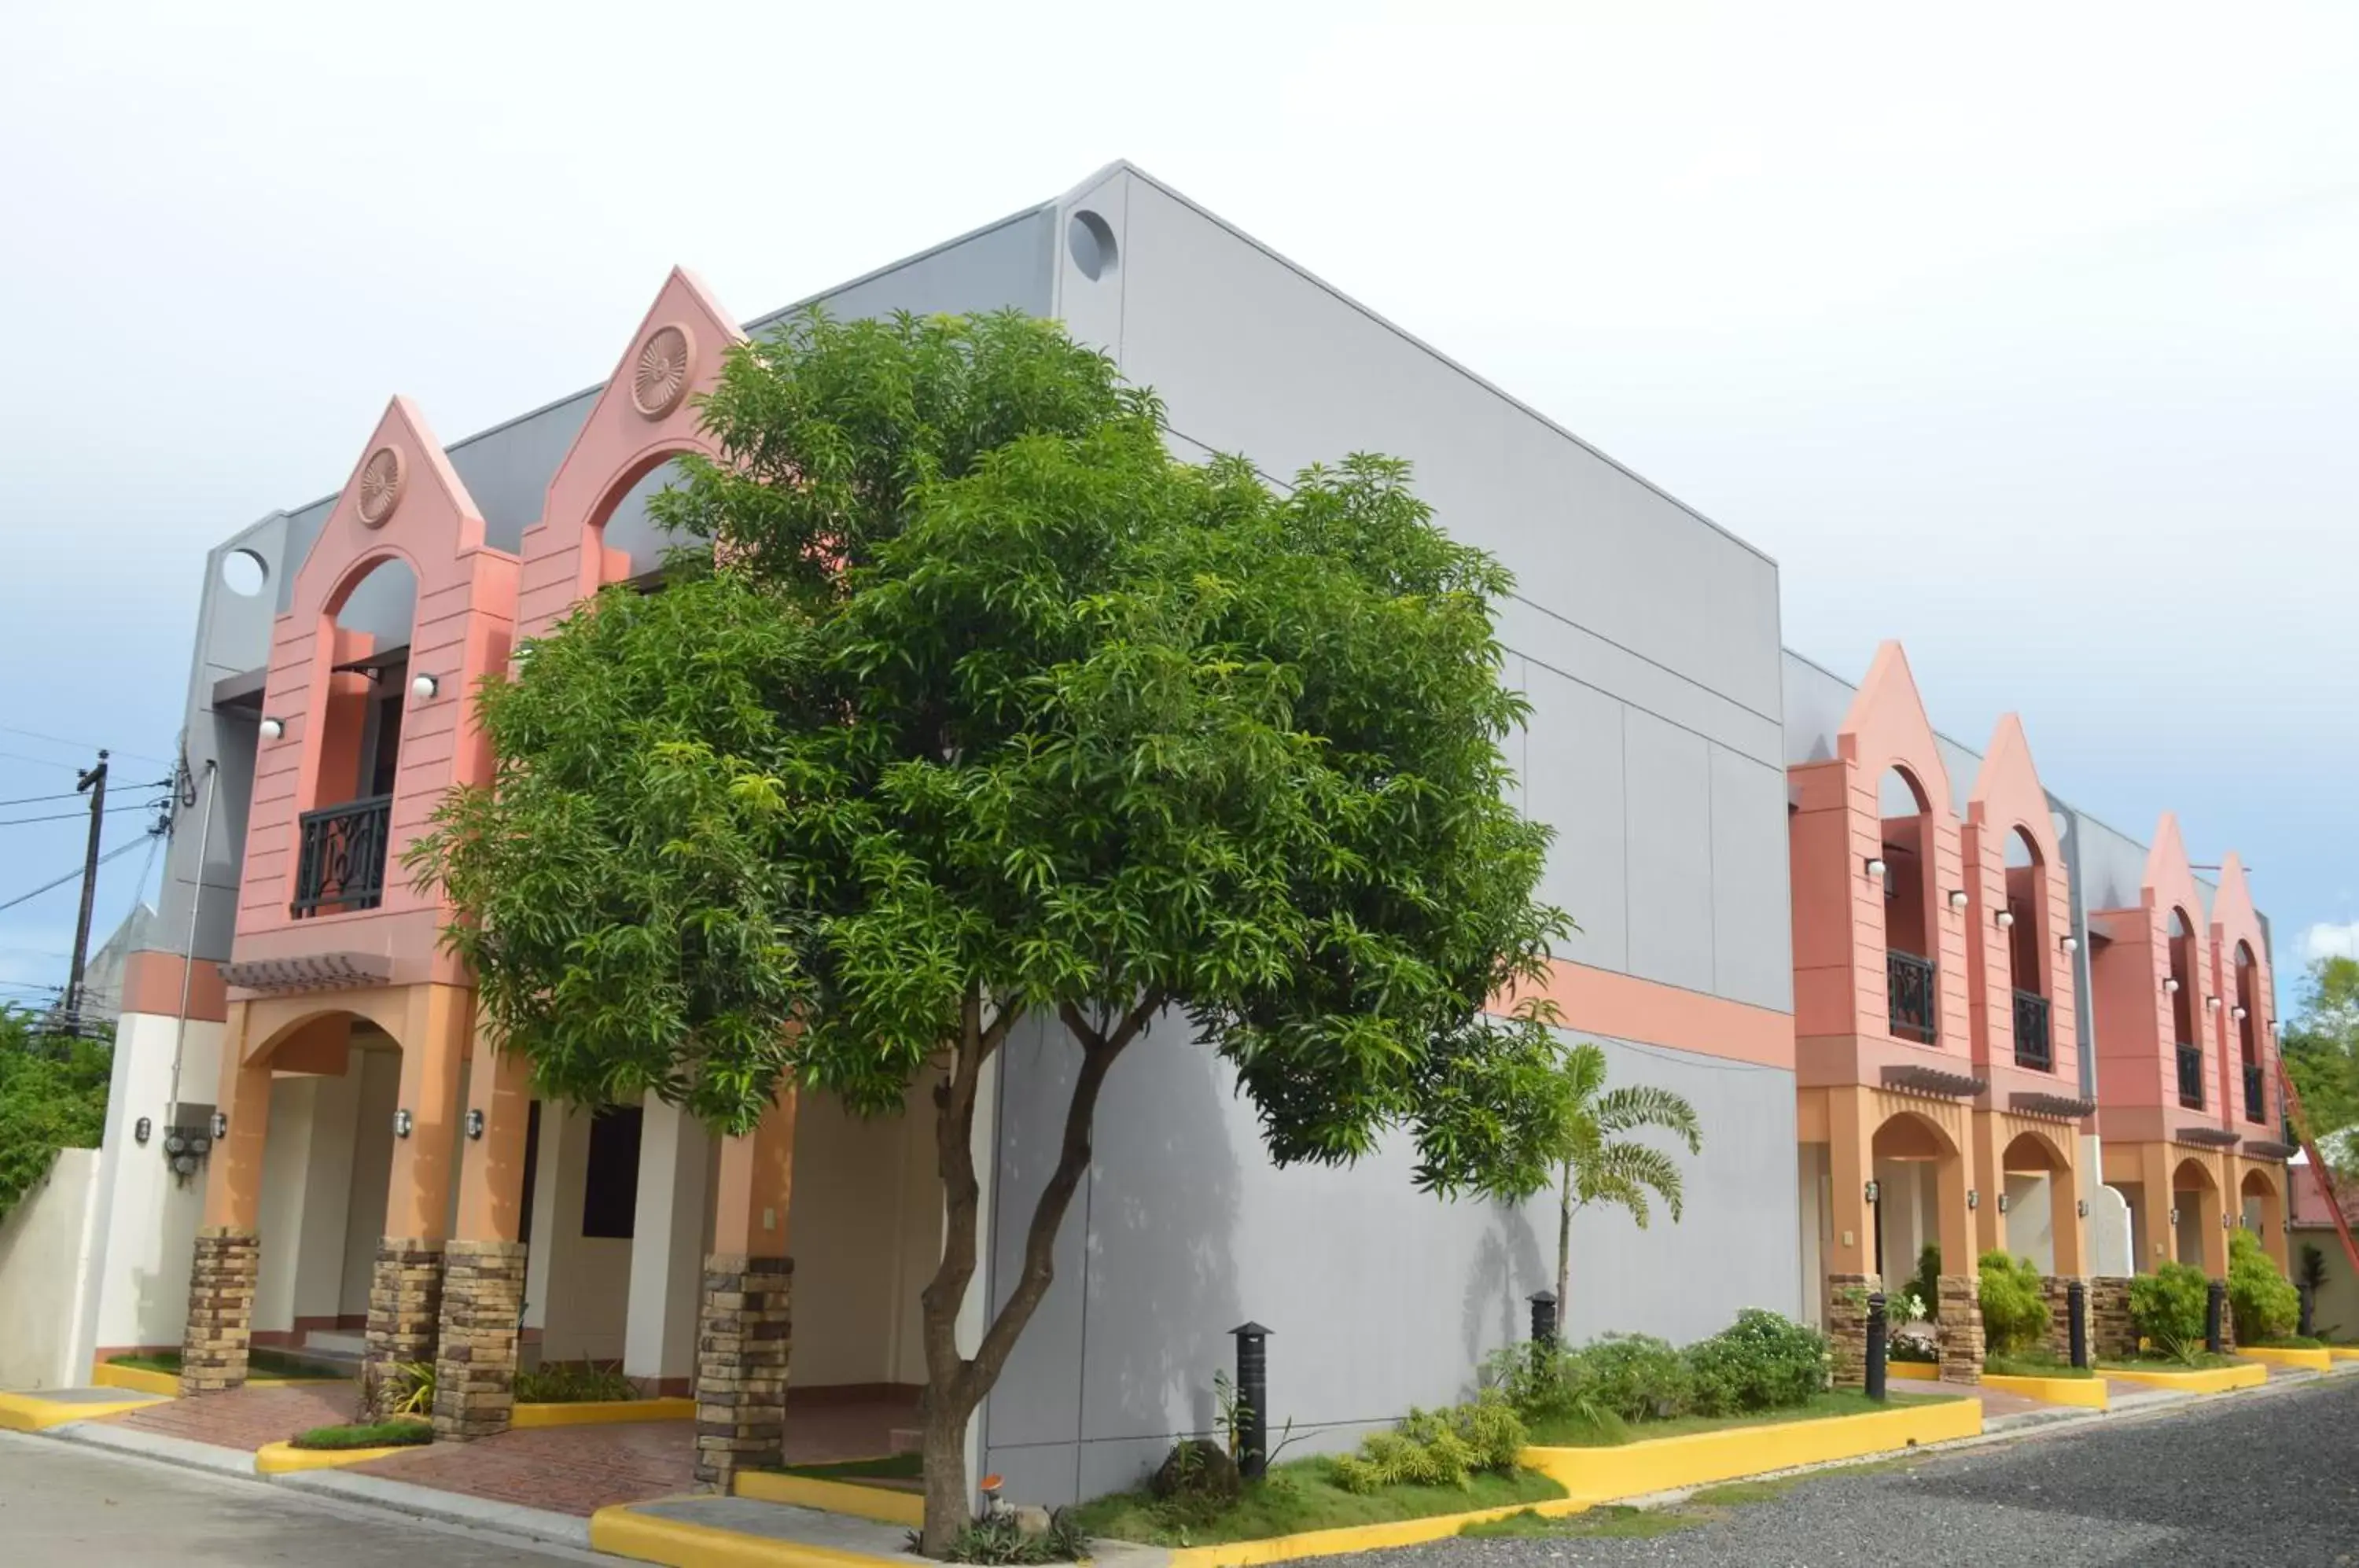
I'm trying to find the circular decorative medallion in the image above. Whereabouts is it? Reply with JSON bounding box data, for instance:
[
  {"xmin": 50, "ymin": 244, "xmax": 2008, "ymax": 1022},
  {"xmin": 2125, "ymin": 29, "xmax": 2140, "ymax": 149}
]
[
  {"xmin": 631, "ymin": 324, "xmax": 694, "ymax": 420},
  {"xmin": 355, "ymin": 446, "xmax": 406, "ymax": 528}
]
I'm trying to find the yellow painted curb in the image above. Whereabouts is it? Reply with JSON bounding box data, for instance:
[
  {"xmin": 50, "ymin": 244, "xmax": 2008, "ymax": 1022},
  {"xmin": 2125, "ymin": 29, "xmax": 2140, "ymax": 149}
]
[
  {"xmin": 1522, "ymin": 1398, "xmax": 1983, "ymax": 1504},
  {"xmin": 734, "ymin": 1470, "xmax": 926, "ymax": 1527},
  {"xmin": 2100, "ymin": 1363, "xmax": 2269, "ymax": 1393},
  {"xmin": 2328, "ymin": 1346, "xmax": 2359, "ymax": 1364},
  {"xmin": 513, "ymin": 1396, "xmax": 695, "ymax": 1428},
  {"xmin": 0, "ymin": 1390, "xmax": 166, "ymax": 1432},
  {"xmin": 1160, "ymin": 1497, "xmax": 1592, "ymax": 1568},
  {"xmin": 1980, "ymin": 1373, "xmax": 2108, "ymax": 1409},
  {"xmin": 1887, "ymin": 1363, "xmax": 1944, "ymax": 1382},
  {"xmin": 2238, "ymin": 1345, "xmax": 2333, "ymax": 1373},
  {"xmin": 591, "ymin": 1503, "xmax": 919, "ymax": 1568},
  {"xmin": 255, "ymin": 1439, "xmax": 427, "ymax": 1474},
  {"xmin": 91, "ymin": 1364, "xmax": 181, "ymax": 1397}
]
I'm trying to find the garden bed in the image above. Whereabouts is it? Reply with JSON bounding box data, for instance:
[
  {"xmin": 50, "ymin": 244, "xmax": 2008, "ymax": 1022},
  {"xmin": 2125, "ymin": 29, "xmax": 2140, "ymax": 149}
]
[
  {"xmin": 1069, "ymin": 1458, "xmax": 1566, "ymax": 1548},
  {"xmin": 1522, "ymin": 1389, "xmax": 1942, "ymax": 1446},
  {"xmin": 107, "ymin": 1348, "xmax": 347, "ymax": 1382}
]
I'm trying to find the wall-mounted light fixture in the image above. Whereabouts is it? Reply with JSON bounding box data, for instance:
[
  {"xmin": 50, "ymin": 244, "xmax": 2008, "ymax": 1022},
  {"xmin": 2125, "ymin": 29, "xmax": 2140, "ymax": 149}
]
[
  {"xmin": 2077, "ymin": 1198, "xmax": 2089, "ymax": 1218},
  {"xmin": 1949, "ymin": 889, "xmax": 1971, "ymax": 914},
  {"xmin": 134, "ymin": 1116, "xmax": 153, "ymax": 1146},
  {"xmin": 2169, "ymin": 1206, "xmax": 2181, "ymax": 1225},
  {"xmin": 1865, "ymin": 856, "xmax": 1889, "ymax": 882},
  {"xmin": 259, "ymin": 716, "xmax": 285, "ymax": 740},
  {"xmin": 2223, "ymin": 1213, "xmax": 2233, "ymax": 1229},
  {"xmin": 465, "ymin": 1108, "xmax": 485, "ymax": 1140},
  {"xmin": 1997, "ymin": 1191, "xmax": 2011, "ymax": 1213},
  {"xmin": 392, "ymin": 1108, "xmax": 414, "ymax": 1139},
  {"xmin": 2163, "ymin": 977, "xmax": 2181, "ymax": 994},
  {"xmin": 1996, "ymin": 909, "xmax": 2016, "ymax": 929},
  {"xmin": 2232, "ymin": 1005, "xmax": 2249, "ymax": 1021},
  {"xmin": 210, "ymin": 1111, "xmax": 229, "ymax": 1139},
  {"xmin": 2061, "ymin": 935, "xmax": 2081, "ymax": 955},
  {"xmin": 2206, "ymin": 994, "xmax": 2221, "ymax": 1013},
  {"xmin": 1864, "ymin": 1180, "xmax": 1881, "ymax": 1204},
  {"xmin": 410, "ymin": 672, "xmax": 440, "ymax": 701},
  {"xmin": 1967, "ymin": 1188, "xmax": 1980, "ymax": 1209}
]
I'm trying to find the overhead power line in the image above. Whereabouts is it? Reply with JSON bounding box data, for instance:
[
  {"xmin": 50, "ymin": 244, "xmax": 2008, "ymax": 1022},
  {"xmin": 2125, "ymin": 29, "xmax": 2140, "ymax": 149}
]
[
  {"xmin": 0, "ymin": 789, "xmax": 85, "ymax": 808},
  {"xmin": 0, "ymin": 797, "xmax": 168, "ymax": 830},
  {"xmin": 0, "ymin": 723, "xmax": 175, "ymax": 769},
  {"xmin": 0, "ymin": 836, "xmax": 150, "ymax": 915}
]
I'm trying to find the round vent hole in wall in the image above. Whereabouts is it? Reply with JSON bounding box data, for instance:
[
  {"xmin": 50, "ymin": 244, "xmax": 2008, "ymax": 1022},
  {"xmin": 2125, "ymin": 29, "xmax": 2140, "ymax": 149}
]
[
  {"xmin": 1068, "ymin": 209, "xmax": 1118, "ymax": 282},
  {"xmin": 220, "ymin": 548, "xmax": 268, "ymax": 596}
]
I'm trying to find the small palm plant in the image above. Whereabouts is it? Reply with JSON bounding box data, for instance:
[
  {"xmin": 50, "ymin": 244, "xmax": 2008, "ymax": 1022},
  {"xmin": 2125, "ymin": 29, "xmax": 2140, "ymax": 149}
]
[{"xmin": 1547, "ymin": 1042, "xmax": 1702, "ymax": 1327}]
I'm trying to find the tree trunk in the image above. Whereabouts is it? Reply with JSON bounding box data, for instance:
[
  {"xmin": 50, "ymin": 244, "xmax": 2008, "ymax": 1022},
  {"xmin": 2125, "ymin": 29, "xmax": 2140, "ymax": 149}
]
[
  {"xmin": 913, "ymin": 990, "xmax": 1157, "ymax": 1557},
  {"xmin": 1555, "ymin": 1161, "xmax": 1572, "ymax": 1339}
]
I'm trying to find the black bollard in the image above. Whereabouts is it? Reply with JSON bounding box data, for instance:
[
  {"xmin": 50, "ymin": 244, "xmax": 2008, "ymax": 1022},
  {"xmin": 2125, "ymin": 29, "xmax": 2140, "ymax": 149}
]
[
  {"xmin": 1865, "ymin": 1291, "xmax": 1889, "ymax": 1403},
  {"xmin": 2067, "ymin": 1279, "xmax": 2089, "ymax": 1370},
  {"xmin": 2206, "ymin": 1281, "xmax": 2226, "ymax": 1354},
  {"xmin": 1229, "ymin": 1322, "xmax": 1271, "ymax": 1480},
  {"xmin": 1529, "ymin": 1289, "xmax": 1559, "ymax": 1345}
]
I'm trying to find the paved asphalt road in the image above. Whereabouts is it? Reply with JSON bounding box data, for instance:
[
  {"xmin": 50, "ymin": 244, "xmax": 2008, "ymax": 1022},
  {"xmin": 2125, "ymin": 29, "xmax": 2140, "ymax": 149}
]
[
  {"xmin": 0, "ymin": 1430, "xmax": 603, "ymax": 1566},
  {"xmin": 1330, "ymin": 1377, "xmax": 2359, "ymax": 1568}
]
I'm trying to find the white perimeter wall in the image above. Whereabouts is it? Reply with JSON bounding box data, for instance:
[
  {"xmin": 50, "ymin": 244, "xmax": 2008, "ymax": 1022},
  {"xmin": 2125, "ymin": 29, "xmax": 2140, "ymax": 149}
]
[
  {"xmin": 90, "ymin": 1010, "xmax": 221, "ymax": 1353},
  {"xmin": 0, "ymin": 1148, "xmax": 100, "ymax": 1388}
]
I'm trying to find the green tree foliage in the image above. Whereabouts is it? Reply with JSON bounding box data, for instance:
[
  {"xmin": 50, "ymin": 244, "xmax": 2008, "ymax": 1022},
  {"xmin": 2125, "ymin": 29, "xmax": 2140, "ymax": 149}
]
[
  {"xmin": 0, "ymin": 1006, "xmax": 111, "ymax": 1224},
  {"xmin": 1976, "ymin": 1250, "xmax": 2050, "ymax": 1356},
  {"xmin": 2282, "ymin": 957, "xmax": 2359, "ymax": 1150},
  {"xmin": 2226, "ymin": 1228, "xmax": 2301, "ymax": 1344},
  {"xmin": 1544, "ymin": 1042, "xmax": 1701, "ymax": 1320},
  {"xmin": 413, "ymin": 311, "xmax": 1583, "ymax": 1552}
]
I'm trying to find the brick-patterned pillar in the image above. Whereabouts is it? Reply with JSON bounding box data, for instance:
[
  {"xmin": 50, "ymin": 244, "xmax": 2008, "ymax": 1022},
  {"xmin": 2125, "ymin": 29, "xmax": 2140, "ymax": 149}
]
[
  {"xmin": 1937, "ymin": 1274, "xmax": 1985, "ymax": 1383},
  {"xmin": 693, "ymin": 1253, "xmax": 793, "ymax": 1488},
  {"xmin": 178, "ymin": 1227, "xmax": 261, "ymax": 1396},
  {"xmin": 362, "ymin": 1238, "xmax": 446, "ymax": 1420},
  {"xmin": 2040, "ymin": 1275, "xmax": 2084, "ymax": 1363},
  {"xmin": 1827, "ymin": 1273, "xmax": 1879, "ymax": 1389},
  {"xmin": 2089, "ymin": 1276, "xmax": 2137, "ymax": 1361},
  {"xmin": 432, "ymin": 1239, "xmax": 528, "ymax": 1441}
]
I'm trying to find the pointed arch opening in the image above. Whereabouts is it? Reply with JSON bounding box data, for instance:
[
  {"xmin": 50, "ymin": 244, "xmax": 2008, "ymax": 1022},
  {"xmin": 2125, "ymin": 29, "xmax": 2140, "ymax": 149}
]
[
  {"xmin": 2004, "ymin": 826, "xmax": 2054, "ymax": 1071},
  {"xmin": 1879, "ymin": 766, "xmax": 1939, "ymax": 1045},
  {"xmin": 2168, "ymin": 907, "xmax": 2202, "ymax": 1107},
  {"xmin": 296, "ymin": 555, "xmax": 418, "ymax": 918},
  {"xmin": 2234, "ymin": 942, "xmax": 2266, "ymax": 1124}
]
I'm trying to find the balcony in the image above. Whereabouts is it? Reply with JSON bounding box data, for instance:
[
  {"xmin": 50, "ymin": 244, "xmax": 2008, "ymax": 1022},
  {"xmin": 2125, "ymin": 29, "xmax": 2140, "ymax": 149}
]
[
  {"xmin": 2244, "ymin": 1062, "xmax": 2266, "ymax": 1124},
  {"xmin": 2177, "ymin": 1040, "xmax": 2204, "ymax": 1109},
  {"xmin": 1888, "ymin": 950, "xmax": 1938, "ymax": 1044},
  {"xmin": 292, "ymin": 794, "xmax": 392, "ymax": 918},
  {"xmin": 2012, "ymin": 989, "xmax": 2052, "ymax": 1071}
]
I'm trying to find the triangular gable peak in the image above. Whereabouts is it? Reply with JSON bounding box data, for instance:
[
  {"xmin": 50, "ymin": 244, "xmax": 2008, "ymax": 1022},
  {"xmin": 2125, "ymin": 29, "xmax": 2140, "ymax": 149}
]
[
  {"xmin": 288, "ymin": 396, "xmax": 499, "ymax": 624},
  {"xmin": 1835, "ymin": 641, "xmax": 1953, "ymax": 815},
  {"xmin": 518, "ymin": 267, "xmax": 747, "ymax": 632},
  {"xmin": 2142, "ymin": 812, "xmax": 2210, "ymax": 930},
  {"xmin": 1965, "ymin": 714, "xmax": 2059, "ymax": 866},
  {"xmin": 2209, "ymin": 853, "xmax": 2269, "ymax": 967}
]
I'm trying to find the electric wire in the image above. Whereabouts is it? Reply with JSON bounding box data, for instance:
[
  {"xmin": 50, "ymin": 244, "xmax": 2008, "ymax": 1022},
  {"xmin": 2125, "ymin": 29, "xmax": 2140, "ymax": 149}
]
[
  {"xmin": 0, "ymin": 797, "xmax": 171, "ymax": 829},
  {"xmin": 0, "ymin": 837, "xmax": 151, "ymax": 915},
  {"xmin": 0, "ymin": 723, "xmax": 175, "ymax": 768}
]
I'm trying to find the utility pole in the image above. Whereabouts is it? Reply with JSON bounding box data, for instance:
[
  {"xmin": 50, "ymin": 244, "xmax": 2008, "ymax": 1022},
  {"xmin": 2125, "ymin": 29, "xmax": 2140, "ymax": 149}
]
[{"xmin": 64, "ymin": 749, "xmax": 109, "ymax": 1023}]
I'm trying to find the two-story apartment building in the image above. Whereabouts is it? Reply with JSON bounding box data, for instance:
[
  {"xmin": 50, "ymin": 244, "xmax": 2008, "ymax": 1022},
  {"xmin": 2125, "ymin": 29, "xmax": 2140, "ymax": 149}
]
[{"xmin": 17, "ymin": 161, "xmax": 2288, "ymax": 1501}]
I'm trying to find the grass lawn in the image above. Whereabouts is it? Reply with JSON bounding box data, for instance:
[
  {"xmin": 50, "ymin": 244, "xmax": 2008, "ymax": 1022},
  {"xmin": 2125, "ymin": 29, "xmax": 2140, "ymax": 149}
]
[
  {"xmin": 1069, "ymin": 1459, "xmax": 1562, "ymax": 1547},
  {"xmin": 1523, "ymin": 1390, "xmax": 1952, "ymax": 1448},
  {"xmin": 289, "ymin": 1419, "xmax": 432, "ymax": 1451},
  {"xmin": 2250, "ymin": 1336, "xmax": 2328, "ymax": 1350},
  {"xmin": 772, "ymin": 1453, "xmax": 924, "ymax": 1483},
  {"xmin": 2099, "ymin": 1352, "xmax": 2244, "ymax": 1372},
  {"xmin": 1983, "ymin": 1353, "xmax": 2096, "ymax": 1380},
  {"xmin": 111, "ymin": 1348, "xmax": 348, "ymax": 1381}
]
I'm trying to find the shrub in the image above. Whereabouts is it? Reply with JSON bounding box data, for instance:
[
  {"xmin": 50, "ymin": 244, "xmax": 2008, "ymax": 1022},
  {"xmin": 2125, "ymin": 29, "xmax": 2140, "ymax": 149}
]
[
  {"xmin": 1569, "ymin": 1334, "xmax": 1691, "ymax": 1422},
  {"xmin": 289, "ymin": 1419, "xmax": 432, "ymax": 1451},
  {"xmin": 2129, "ymin": 1262, "xmax": 2209, "ymax": 1354},
  {"xmin": 2227, "ymin": 1230, "xmax": 2300, "ymax": 1345},
  {"xmin": 1889, "ymin": 1323, "xmax": 1938, "ymax": 1364},
  {"xmin": 1907, "ymin": 1244, "xmax": 1942, "ymax": 1312},
  {"xmin": 1977, "ymin": 1252, "xmax": 2051, "ymax": 1356},
  {"xmin": 1150, "ymin": 1439, "xmax": 1241, "ymax": 1507},
  {"xmin": 1683, "ymin": 1309, "xmax": 1829, "ymax": 1415},
  {"xmin": 926, "ymin": 1509, "xmax": 1090, "ymax": 1563},
  {"xmin": 513, "ymin": 1360, "xmax": 639, "ymax": 1404},
  {"xmin": 1330, "ymin": 1390, "xmax": 1527, "ymax": 1494}
]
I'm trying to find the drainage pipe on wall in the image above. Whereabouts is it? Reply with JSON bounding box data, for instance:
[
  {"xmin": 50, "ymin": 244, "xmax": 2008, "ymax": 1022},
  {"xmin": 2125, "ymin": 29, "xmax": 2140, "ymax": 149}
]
[{"xmin": 164, "ymin": 759, "xmax": 219, "ymax": 1128}]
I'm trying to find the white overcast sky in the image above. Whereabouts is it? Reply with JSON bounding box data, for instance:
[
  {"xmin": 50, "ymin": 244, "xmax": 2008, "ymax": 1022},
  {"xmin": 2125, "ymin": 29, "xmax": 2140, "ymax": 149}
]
[{"xmin": 2, "ymin": 0, "xmax": 2355, "ymax": 1007}]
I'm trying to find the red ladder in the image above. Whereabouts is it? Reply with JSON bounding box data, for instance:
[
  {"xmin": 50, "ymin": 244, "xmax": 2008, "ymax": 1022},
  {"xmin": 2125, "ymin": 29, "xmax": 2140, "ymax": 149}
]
[{"xmin": 2275, "ymin": 1057, "xmax": 2359, "ymax": 1275}]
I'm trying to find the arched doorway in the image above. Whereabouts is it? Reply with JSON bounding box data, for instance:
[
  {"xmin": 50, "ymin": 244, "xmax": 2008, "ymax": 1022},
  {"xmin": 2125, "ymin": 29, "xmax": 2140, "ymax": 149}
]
[
  {"xmin": 1999, "ymin": 1130, "xmax": 2076, "ymax": 1274},
  {"xmin": 2241, "ymin": 1165, "xmax": 2287, "ymax": 1271},
  {"xmin": 2173, "ymin": 1155, "xmax": 2222, "ymax": 1272},
  {"xmin": 1871, "ymin": 1110, "xmax": 1965, "ymax": 1281},
  {"xmin": 1879, "ymin": 767, "xmax": 1940, "ymax": 1045}
]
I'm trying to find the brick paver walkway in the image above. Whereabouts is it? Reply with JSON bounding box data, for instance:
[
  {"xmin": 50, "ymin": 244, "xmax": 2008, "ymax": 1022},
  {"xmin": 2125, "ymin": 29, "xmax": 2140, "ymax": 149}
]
[{"xmin": 104, "ymin": 1383, "xmax": 358, "ymax": 1449}]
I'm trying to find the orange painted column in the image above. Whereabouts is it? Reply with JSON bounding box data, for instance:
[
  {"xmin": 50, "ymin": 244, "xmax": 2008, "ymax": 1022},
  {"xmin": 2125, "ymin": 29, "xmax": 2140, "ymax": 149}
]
[
  {"xmin": 1934, "ymin": 1142, "xmax": 1977, "ymax": 1276},
  {"xmin": 697, "ymin": 1086, "xmax": 800, "ymax": 1486},
  {"xmin": 453, "ymin": 1022, "xmax": 534, "ymax": 1243},
  {"xmin": 713, "ymin": 1088, "xmax": 800, "ymax": 1259},
  {"xmin": 1969, "ymin": 1113, "xmax": 2006, "ymax": 1257},
  {"xmin": 200, "ymin": 1002, "xmax": 274, "ymax": 1231},
  {"xmin": 384, "ymin": 983, "xmax": 472, "ymax": 1243},
  {"xmin": 2135, "ymin": 1142, "xmax": 2176, "ymax": 1273},
  {"xmin": 436, "ymin": 1014, "xmax": 535, "ymax": 1441}
]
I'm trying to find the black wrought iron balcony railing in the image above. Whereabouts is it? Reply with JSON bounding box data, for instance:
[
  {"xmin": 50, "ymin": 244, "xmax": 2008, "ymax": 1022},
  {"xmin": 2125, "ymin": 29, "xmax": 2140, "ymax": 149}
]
[
  {"xmin": 1888, "ymin": 950, "xmax": 1938, "ymax": 1044},
  {"xmin": 2244, "ymin": 1062, "xmax": 2267, "ymax": 1124},
  {"xmin": 2177, "ymin": 1040, "xmax": 2205, "ymax": 1109},
  {"xmin": 291, "ymin": 794, "xmax": 392, "ymax": 918},
  {"xmin": 2013, "ymin": 989, "xmax": 2052, "ymax": 1071}
]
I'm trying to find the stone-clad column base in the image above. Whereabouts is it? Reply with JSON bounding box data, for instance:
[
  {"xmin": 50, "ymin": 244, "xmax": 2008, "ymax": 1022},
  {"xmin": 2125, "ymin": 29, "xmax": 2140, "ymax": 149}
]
[
  {"xmin": 179, "ymin": 1227, "xmax": 260, "ymax": 1396},
  {"xmin": 1937, "ymin": 1274, "xmax": 1985, "ymax": 1383},
  {"xmin": 362, "ymin": 1238, "xmax": 445, "ymax": 1421},
  {"xmin": 1827, "ymin": 1273, "xmax": 1879, "ymax": 1389},
  {"xmin": 432, "ymin": 1239, "xmax": 528, "ymax": 1441},
  {"xmin": 2040, "ymin": 1275, "xmax": 2085, "ymax": 1363},
  {"xmin": 693, "ymin": 1253, "xmax": 793, "ymax": 1489},
  {"xmin": 2089, "ymin": 1276, "xmax": 2137, "ymax": 1361}
]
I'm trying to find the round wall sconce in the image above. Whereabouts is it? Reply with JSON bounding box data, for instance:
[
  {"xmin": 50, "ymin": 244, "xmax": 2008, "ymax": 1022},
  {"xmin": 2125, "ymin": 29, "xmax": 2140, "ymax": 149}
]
[
  {"xmin": 2232, "ymin": 1005, "xmax": 2248, "ymax": 1021},
  {"xmin": 1864, "ymin": 1180, "xmax": 1881, "ymax": 1204},
  {"xmin": 410, "ymin": 672, "xmax": 440, "ymax": 701},
  {"xmin": 210, "ymin": 1110, "xmax": 229, "ymax": 1139},
  {"xmin": 1997, "ymin": 1191, "xmax": 2011, "ymax": 1213},
  {"xmin": 2061, "ymin": 934, "xmax": 2081, "ymax": 955},
  {"xmin": 466, "ymin": 1108, "xmax": 486, "ymax": 1140},
  {"xmin": 1995, "ymin": 910, "xmax": 2016, "ymax": 929},
  {"xmin": 1949, "ymin": 890, "xmax": 1971, "ymax": 914},
  {"xmin": 393, "ymin": 1108, "xmax": 414, "ymax": 1139},
  {"xmin": 1967, "ymin": 1188, "xmax": 1980, "ymax": 1209},
  {"xmin": 2205, "ymin": 995, "xmax": 2221, "ymax": 1013},
  {"xmin": 2163, "ymin": 977, "xmax": 2181, "ymax": 994},
  {"xmin": 259, "ymin": 716, "xmax": 285, "ymax": 740},
  {"xmin": 1864, "ymin": 857, "xmax": 1889, "ymax": 882},
  {"xmin": 134, "ymin": 1116, "xmax": 153, "ymax": 1146}
]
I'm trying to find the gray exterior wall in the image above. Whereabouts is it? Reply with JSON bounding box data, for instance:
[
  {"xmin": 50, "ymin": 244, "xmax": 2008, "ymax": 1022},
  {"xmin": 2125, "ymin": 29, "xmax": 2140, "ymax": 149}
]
[{"xmin": 980, "ymin": 167, "xmax": 1798, "ymax": 1505}]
